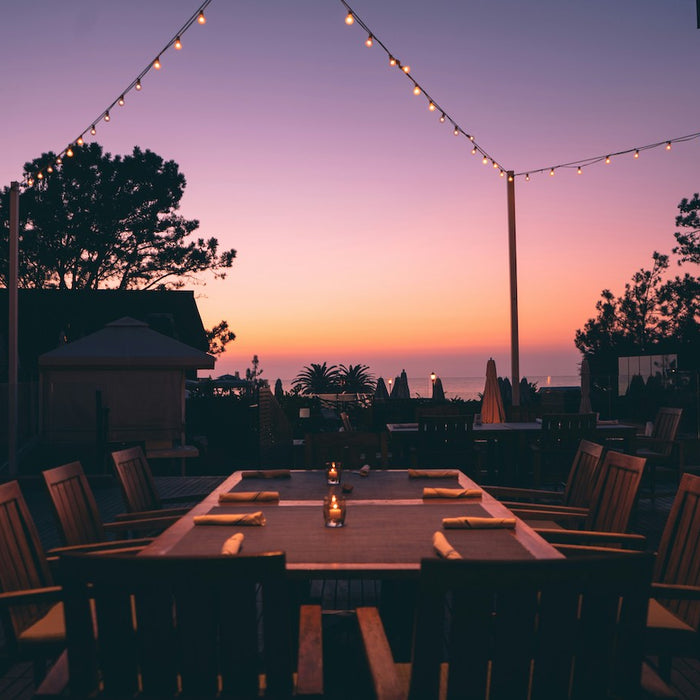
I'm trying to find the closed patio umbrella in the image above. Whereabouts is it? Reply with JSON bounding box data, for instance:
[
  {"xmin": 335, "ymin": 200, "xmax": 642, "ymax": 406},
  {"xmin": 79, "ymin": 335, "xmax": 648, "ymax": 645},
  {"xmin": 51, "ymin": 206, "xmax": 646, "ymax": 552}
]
[
  {"xmin": 432, "ymin": 377, "xmax": 445, "ymax": 401},
  {"xmin": 374, "ymin": 377, "xmax": 390, "ymax": 401},
  {"xmin": 399, "ymin": 369, "xmax": 411, "ymax": 399},
  {"xmin": 482, "ymin": 358, "xmax": 506, "ymax": 423},
  {"xmin": 579, "ymin": 358, "xmax": 592, "ymax": 414}
]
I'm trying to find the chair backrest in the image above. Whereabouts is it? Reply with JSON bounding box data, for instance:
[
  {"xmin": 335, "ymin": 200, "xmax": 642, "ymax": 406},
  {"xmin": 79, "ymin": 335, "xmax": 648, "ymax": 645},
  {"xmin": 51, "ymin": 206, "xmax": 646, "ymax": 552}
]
[
  {"xmin": 304, "ymin": 431, "xmax": 388, "ymax": 469},
  {"xmin": 653, "ymin": 473, "xmax": 700, "ymax": 632},
  {"xmin": 340, "ymin": 411, "xmax": 353, "ymax": 432},
  {"xmin": 111, "ymin": 445, "xmax": 162, "ymax": 513},
  {"xmin": 0, "ymin": 481, "xmax": 54, "ymax": 646},
  {"xmin": 42, "ymin": 461, "xmax": 107, "ymax": 545},
  {"xmin": 561, "ymin": 439, "xmax": 605, "ymax": 508},
  {"xmin": 409, "ymin": 555, "xmax": 653, "ymax": 700},
  {"xmin": 651, "ymin": 407, "xmax": 683, "ymax": 454},
  {"xmin": 586, "ymin": 450, "xmax": 646, "ymax": 532},
  {"xmin": 59, "ymin": 551, "xmax": 294, "ymax": 699},
  {"xmin": 540, "ymin": 412, "xmax": 597, "ymax": 449}
]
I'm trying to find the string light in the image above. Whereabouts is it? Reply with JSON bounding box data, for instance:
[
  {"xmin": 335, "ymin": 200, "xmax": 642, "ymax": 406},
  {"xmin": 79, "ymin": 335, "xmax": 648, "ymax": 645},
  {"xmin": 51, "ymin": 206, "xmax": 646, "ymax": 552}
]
[
  {"xmin": 634, "ymin": 149, "xmax": 639, "ymax": 159},
  {"xmin": 389, "ymin": 55, "xmax": 396, "ymax": 66},
  {"xmin": 577, "ymin": 166, "xmax": 582, "ymax": 174},
  {"xmin": 666, "ymin": 142, "xmax": 672, "ymax": 150},
  {"xmin": 453, "ymin": 127, "xmax": 459, "ymax": 136},
  {"xmin": 482, "ymin": 156, "xmax": 488, "ymax": 164},
  {"xmin": 428, "ymin": 101, "xmax": 436, "ymax": 111},
  {"xmin": 47, "ymin": 165, "xmax": 53, "ymax": 173},
  {"xmin": 413, "ymin": 85, "xmax": 421, "ymax": 96},
  {"xmin": 549, "ymin": 168, "xmax": 555, "ymax": 176},
  {"xmin": 37, "ymin": 171, "xmax": 44, "ymax": 180},
  {"xmin": 20, "ymin": 0, "xmax": 212, "ymax": 188},
  {"xmin": 345, "ymin": 11, "xmax": 354, "ymax": 25},
  {"xmin": 605, "ymin": 155, "xmax": 611, "ymax": 164},
  {"xmin": 439, "ymin": 113, "xmax": 445, "ymax": 123},
  {"xmin": 365, "ymin": 34, "xmax": 373, "ymax": 47},
  {"xmin": 402, "ymin": 65, "xmax": 410, "ymax": 74}
]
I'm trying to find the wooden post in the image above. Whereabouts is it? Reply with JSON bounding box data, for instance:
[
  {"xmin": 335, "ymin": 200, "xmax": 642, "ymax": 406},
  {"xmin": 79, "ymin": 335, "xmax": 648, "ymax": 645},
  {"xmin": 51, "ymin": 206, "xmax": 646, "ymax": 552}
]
[
  {"xmin": 506, "ymin": 172, "xmax": 520, "ymax": 407},
  {"xmin": 8, "ymin": 182, "xmax": 19, "ymax": 475}
]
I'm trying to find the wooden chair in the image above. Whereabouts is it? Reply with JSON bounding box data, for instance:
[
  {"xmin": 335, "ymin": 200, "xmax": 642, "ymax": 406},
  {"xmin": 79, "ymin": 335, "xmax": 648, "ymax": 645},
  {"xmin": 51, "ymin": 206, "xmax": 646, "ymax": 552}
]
[
  {"xmin": 36, "ymin": 552, "xmax": 323, "ymax": 699},
  {"xmin": 485, "ymin": 439, "xmax": 604, "ymax": 511},
  {"xmin": 530, "ymin": 412, "xmax": 598, "ymax": 487},
  {"xmin": 356, "ymin": 554, "xmax": 674, "ymax": 699},
  {"xmin": 111, "ymin": 445, "xmax": 209, "ymax": 518},
  {"xmin": 632, "ymin": 407, "xmax": 683, "ymax": 499},
  {"xmin": 416, "ymin": 415, "xmax": 479, "ymax": 474},
  {"xmin": 513, "ymin": 450, "xmax": 648, "ymax": 549},
  {"xmin": 42, "ymin": 462, "xmax": 178, "ymax": 547},
  {"xmin": 304, "ymin": 431, "xmax": 389, "ymax": 469}
]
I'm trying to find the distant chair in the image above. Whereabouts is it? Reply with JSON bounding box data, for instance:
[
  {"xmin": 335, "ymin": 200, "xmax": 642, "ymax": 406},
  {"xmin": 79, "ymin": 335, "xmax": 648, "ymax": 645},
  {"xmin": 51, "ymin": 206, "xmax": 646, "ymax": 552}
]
[
  {"xmin": 531, "ymin": 413, "xmax": 597, "ymax": 487},
  {"xmin": 416, "ymin": 415, "xmax": 480, "ymax": 475},
  {"xmin": 258, "ymin": 385, "xmax": 293, "ymax": 467},
  {"xmin": 305, "ymin": 431, "xmax": 388, "ymax": 469},
  {"xmin": 632, "ymin": 406, "xmax": 683, "ymax": 499},
  {"xmin": 356, "ymin": 554, "xmax": 673, "ymax": 699}
]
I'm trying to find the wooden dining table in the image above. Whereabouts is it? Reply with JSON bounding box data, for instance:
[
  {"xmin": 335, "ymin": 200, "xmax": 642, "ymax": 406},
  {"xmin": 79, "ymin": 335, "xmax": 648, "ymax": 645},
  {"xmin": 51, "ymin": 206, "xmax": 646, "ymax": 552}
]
[{"xmin": 139, "ymin": 469, "xmax": 562, "ymax": 578}]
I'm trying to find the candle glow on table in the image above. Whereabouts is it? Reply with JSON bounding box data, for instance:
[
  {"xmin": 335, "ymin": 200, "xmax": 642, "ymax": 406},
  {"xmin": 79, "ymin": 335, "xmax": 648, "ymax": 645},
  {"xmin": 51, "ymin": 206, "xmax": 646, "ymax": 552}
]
[
  {"xmin": 325, "ymin": 461, "xmax": 341, "ymax": 485},
  {"xmin": 323, "ymin": 492, "xmax": 346, "ymax": 528}
]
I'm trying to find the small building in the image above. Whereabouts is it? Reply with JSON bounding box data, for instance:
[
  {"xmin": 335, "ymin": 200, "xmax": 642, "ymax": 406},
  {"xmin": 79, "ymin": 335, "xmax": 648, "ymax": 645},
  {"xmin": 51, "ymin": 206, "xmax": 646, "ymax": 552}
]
[{"xmin": 38, "ymin": 317, "xmax": 214, "ymax": 446}]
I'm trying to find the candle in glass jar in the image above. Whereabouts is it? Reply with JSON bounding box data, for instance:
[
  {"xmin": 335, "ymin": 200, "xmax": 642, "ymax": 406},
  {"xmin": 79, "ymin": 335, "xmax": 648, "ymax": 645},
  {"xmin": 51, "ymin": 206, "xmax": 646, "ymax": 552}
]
[
  {"xmin": 329, "ymin": 495, "xmax": 341, "ymax": 519},
  {"xmin": 328, "ymin": 464, "xmax": 338, "ymax": 481}
]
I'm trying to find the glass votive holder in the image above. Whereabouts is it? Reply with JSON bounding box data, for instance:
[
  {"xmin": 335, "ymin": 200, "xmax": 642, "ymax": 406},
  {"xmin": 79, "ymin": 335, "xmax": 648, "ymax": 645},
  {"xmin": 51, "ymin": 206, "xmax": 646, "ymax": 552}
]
[
  {"xmin": 323, "ymin": 493, "xmax": 347, "ymax": 528},
  {"xmin": 325, "ymin": 461, "xmax": 342, "ymax": 485}
]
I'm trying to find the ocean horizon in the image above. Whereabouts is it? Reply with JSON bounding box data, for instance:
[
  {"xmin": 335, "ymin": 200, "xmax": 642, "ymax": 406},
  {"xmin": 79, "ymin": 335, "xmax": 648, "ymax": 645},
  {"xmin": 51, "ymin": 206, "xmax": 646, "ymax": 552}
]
[{"xmin": 281, "ymin": 375, "xmax": 580, "ymax": 402}]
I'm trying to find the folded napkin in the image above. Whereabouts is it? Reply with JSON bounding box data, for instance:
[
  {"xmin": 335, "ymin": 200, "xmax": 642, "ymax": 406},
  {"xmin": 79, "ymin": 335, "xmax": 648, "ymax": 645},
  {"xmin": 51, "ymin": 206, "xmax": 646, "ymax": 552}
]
[
  {"xmin": 433, "ymin": 531, "xmax": 462, "ymax": 559},
  {"xmin": 408, "ymin": 469, "xmax": 460, "ymax": 479},
  {"xmin": 193, "ymin": 512, "xmax": 266, "ymax": 526},
  {"xmin": 240, "ymin": 469, "xmax": 291, "ymax": 479},
  {"xmin": 443, "ymin": 516, "xmax": 516, "ymax": 530},
  {"xmin": 221, "ymin": 533, "xmax": 244, "ymax": 555},
  {"xmin": 219, "ymin": 491, "xmax": 279, "ymax": 503},
  {"xmin": 423, "ymin": 488, "xmax": 482, "ymax": 499},
  {"xmin": 358, "ymin": 465, "xmax": 370, "ymax": 477}
]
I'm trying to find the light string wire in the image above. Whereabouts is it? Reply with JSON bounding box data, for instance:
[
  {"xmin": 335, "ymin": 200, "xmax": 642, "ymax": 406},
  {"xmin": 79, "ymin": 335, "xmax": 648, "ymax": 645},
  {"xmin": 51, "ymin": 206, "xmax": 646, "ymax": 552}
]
[
  {"xmin": 340, "ymin": 0, "xmax": 699, "ymax": 183},
  {"xmin": 339, "ymin": 0, "xmax": 508, "ymax": 176},
  {"xmin": 23, "ymin": 0, "xmax": 213, "ymax": 188}
]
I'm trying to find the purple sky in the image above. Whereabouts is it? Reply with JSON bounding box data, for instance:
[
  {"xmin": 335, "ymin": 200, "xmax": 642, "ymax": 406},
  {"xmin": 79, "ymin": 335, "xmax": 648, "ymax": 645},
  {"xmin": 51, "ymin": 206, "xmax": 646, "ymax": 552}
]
[{"xmin": 2, "ymin": 1, "xmax": 698, "ymax": 382}]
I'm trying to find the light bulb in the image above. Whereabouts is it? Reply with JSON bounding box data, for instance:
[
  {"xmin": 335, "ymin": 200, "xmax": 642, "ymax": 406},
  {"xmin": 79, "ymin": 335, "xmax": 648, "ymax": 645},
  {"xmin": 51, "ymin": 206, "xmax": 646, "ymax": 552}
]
[
  {"xmin": 525, "ymin": 173, "xmax": 530, "ymax": 181},
  {"xmin": 66, "ymin": 147, "xmax": 74, "ymax": 157},
  {"xmin": 453, "ymin": 127, "xmax": 459, "ymax": 136},
  {"xmin": 104, "ymin": 111, "xmax": 110, "ymax": 122},
  {"xmin": 482, "ymin": 156, "xmax": 488, "ymax": 164},
  {"xmin": 345, "ymin": 12, "xmax": 354, "ymax": 25},
  {"xmin": 428, "ymin": 101, "xmax": 436, "ymax": 111},
  {"xmin": 118, "ymin": 95, "xmax": 125, "ymax": 106},
  {"xmin": 76, "ymin": 136, "xmax": 84, "ymax": 146},
  {"xmin": 56, "ymin": 156, "xmax": 62, "ymax": 165},
  {"xmin": 577, "ymin": 166, "xmax": 582, "ymax": 174},
  {"xmin": 174, "ymin": 36, "xmax": 182, "ymax": 50},
  {"xmin": 47, "ymin": 165, "xmax": 53, "ymax": 173},
  {"xmin": 413, "ymin": 85, "xmax": 421, "ymax": 96},
  {"xmin": 549, "ymin": 168, "xmax": 555, "ymax": 176},
  {"xmin": 27, "ymin": 177, "xmax": 34, "ymax": 186},
  {"xmin": 198, "ymin": 10, "xmax": 206, "ymax": 24},
  {"xmin": 153, "ymin": 56, "xmax": 161, "ymax": 69},
  {"xmin": 471, "ymin": 146, "xmax": 477, "ymax": 155},
  {"xmin": 365, "ymin": 35, "xmax": 373, "ymax": 47},
  {"xmin": 468, "ymin": 135, "xmax": 474, "ymax": 141},
  {"xmin": 389, "ymin": 56, "xmax": 396, "ymax": 66},
  {"xmin": 666, "ymin": 142, "xmax": 671, "ymax": 150},
  {"xmin": 439, "ymin": 113, "xmax": 445, "ymax": 123},
  {"xmin": 493, "ymin": 161, "xmax": 498, "ymax": 169},
  {"xmin": 402, "ymin": 65, "xmax": 410, "ymax": 73},
  {"xmin": 605, "ymin": 155, "xmax": 610, "ymax": 164},
  {"xmin": 634, "ymin": 149, "xmax": 639, "ymax": 158},
  {"xmin": 135, "ymin": 79, "xmax": 142, "ymax": 91},
  {"xmin": 37, "ymin": 171, "xmax": 44, "ymax": 180},
  {"xmin": 508, "ymin": 174, "xmax": 514, "ymax": 182},
  {"xmin": 90, "ymin": 125, "xmax": 96, "ymax": 135},
  {"xmin": 499, "ymin": 170, "xmax": 505, "ymax": 177}
]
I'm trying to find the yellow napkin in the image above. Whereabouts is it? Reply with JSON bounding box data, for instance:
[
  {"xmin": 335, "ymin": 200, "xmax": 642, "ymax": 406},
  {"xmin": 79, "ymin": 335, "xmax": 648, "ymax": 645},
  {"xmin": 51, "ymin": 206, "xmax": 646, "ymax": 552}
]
[
  {"xmin": 408, "ymin": 469, "xmax": 460, "ymax": 479},
  {"xmin": 193, "ymin": 512, "xmax": 266, "ymax": 526},
  {"xmin": 219, "ymin": 491, "xmax": 279, "ymax": 503},
  {"xmin": 433, "ymin": 531, "xmax": 462, "ymax": 559},
  {"xmin": 240, "ymin": 469, "xmax": 291, "ymax": 479},
  {"xmin": 443, "ymin": 517, "xmax": 516, "ymax": 530},
  {"xmin": 221, "ymin": 533, "xmax": 244, "ymax": 555},
  {"xmin": 423, "ymin": 488, "xmax": 482, "ymax": 499}
]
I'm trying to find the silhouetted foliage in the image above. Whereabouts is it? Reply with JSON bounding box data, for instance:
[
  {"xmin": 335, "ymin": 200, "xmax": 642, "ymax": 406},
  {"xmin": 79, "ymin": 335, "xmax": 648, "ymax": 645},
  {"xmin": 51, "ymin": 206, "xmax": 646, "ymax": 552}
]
[
  {"xmin": 205, "ymin": 320, "xmax": 236, "ymax": 356},
  {"xmin": 292, "ymin": 363, "xmax": 341, "ymax": 394},
  {"xmin": 338, "ymin": 364, "xmax": 376, "ymax": 393}
]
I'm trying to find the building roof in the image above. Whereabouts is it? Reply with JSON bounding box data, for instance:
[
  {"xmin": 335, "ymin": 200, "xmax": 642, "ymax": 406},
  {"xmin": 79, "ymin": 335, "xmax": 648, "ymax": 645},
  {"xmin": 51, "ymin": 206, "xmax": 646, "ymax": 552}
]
[{"xmin": 39, "ymin": 317, "xmax": 215, "ymax": 369}]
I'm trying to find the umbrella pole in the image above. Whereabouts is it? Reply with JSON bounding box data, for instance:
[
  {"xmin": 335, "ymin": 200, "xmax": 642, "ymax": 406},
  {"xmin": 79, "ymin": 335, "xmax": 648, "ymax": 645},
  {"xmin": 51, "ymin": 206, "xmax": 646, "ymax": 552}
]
[{"xmin": 506, "ymin": 171, "xmax": 521, "ymax": 408}]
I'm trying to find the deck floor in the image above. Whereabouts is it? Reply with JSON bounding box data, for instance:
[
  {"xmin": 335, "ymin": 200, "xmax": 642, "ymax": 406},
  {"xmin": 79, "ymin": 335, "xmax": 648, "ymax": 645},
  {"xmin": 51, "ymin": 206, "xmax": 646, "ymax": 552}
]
[{"xmin": 2, "ymin": 473, "xmax": 700, "ymax": 699}]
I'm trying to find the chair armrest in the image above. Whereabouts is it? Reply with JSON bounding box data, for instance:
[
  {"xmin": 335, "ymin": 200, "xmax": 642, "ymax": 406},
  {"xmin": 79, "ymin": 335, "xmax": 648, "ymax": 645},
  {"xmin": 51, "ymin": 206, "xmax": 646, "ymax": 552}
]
[
  {"xmin": 509, "ymin": 508, "xmax": 588, "ymax": 526},
  {"xmin": 505, "ymin": 503, "xmax": 588, "ymax": 515},
  {"xmin": 651, "ymin": 583, "xmax": 700, "ymax": 601},
  {"xmin": 34, "ymin": 649, "xmax": 69, "ymax": 698},
  {"xmin": 554, "ymin": 544, "xmax": 645, "ymax": 557},
  {"xmin": 0, "ymin": 585, "xmax": 62, "ymax": 607},
  {"xmin": 356, "ymin": 607, "xmax": 404, "ymax": 700},
  {"xmin": 114, "ymin": 506, "xmax": 190, "ymax": 521},
  {"xmin": 296, "ymin": 605, "xmax": 323, "ymax": 697},
  {"xmin": 103, "ymin": 514, "xmax": 180, "ymax": 534},
  {"xmin": 483, "ymin": 486, "xmax": 565, "ymax": 503},
  {"xmin": 534, "ymin": 528, "xmax": 647, "ymax": 549},
  {"xmin": 47, "ymin": 538, "xmax": 153, "ymax": 557}
]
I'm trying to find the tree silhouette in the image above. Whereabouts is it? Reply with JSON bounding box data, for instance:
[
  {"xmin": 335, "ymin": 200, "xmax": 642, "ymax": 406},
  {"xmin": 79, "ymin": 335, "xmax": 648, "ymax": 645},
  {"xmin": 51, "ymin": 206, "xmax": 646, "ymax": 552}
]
[
  {"xmin": 338, "ymin": 364, "xmax": 376, "ymax": 393},
  {"xmin": 292, "ymin": 363, "xmax": 341, "ymax": 394}
]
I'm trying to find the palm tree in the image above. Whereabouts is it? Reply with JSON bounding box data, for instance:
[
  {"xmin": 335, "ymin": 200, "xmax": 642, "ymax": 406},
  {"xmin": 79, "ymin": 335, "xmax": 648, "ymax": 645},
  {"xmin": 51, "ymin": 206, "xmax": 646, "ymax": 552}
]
[
  {"xmin": 338, "ymin": 364, "xmax": 376, "ymax": 393},
  {"xmin": 292, "ymin": 362, "xmax": 341, "ymax": 394}
]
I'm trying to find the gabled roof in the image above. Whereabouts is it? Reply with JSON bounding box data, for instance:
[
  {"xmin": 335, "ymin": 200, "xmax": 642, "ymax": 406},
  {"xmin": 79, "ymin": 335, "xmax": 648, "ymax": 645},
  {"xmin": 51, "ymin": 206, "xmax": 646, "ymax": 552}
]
[{"xmin": 39, "ymin": 317, "xmax": 215, "ymax": 369}]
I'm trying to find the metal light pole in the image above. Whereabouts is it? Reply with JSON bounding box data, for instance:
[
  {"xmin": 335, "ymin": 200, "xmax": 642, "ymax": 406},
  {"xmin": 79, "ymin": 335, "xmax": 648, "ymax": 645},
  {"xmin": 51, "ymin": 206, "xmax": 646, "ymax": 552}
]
[
  {"xmin": 8, "ymin": 181, "xmax": 19, "ymax": 475},
  {"xmin": 506, "ymin": 171, "xmax": 521, "ymax": 407}
]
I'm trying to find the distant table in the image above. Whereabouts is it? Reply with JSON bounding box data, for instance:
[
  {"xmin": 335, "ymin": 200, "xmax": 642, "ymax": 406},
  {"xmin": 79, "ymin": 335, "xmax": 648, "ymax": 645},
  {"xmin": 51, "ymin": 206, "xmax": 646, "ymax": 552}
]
[
  {"xmin": 145, "ymin": 444, "xmax": 199, "ymax": 476},
  {"xmin": 140, "ymin": 469, "xmax": 561, "ymax": 577}
]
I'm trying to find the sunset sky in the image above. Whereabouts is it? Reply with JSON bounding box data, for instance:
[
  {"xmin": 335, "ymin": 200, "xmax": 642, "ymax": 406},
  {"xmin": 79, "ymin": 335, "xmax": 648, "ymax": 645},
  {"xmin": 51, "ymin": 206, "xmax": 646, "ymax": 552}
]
[{"xmin": 2, "ymin": 1, "xmax": 699, "ymax": 383}]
